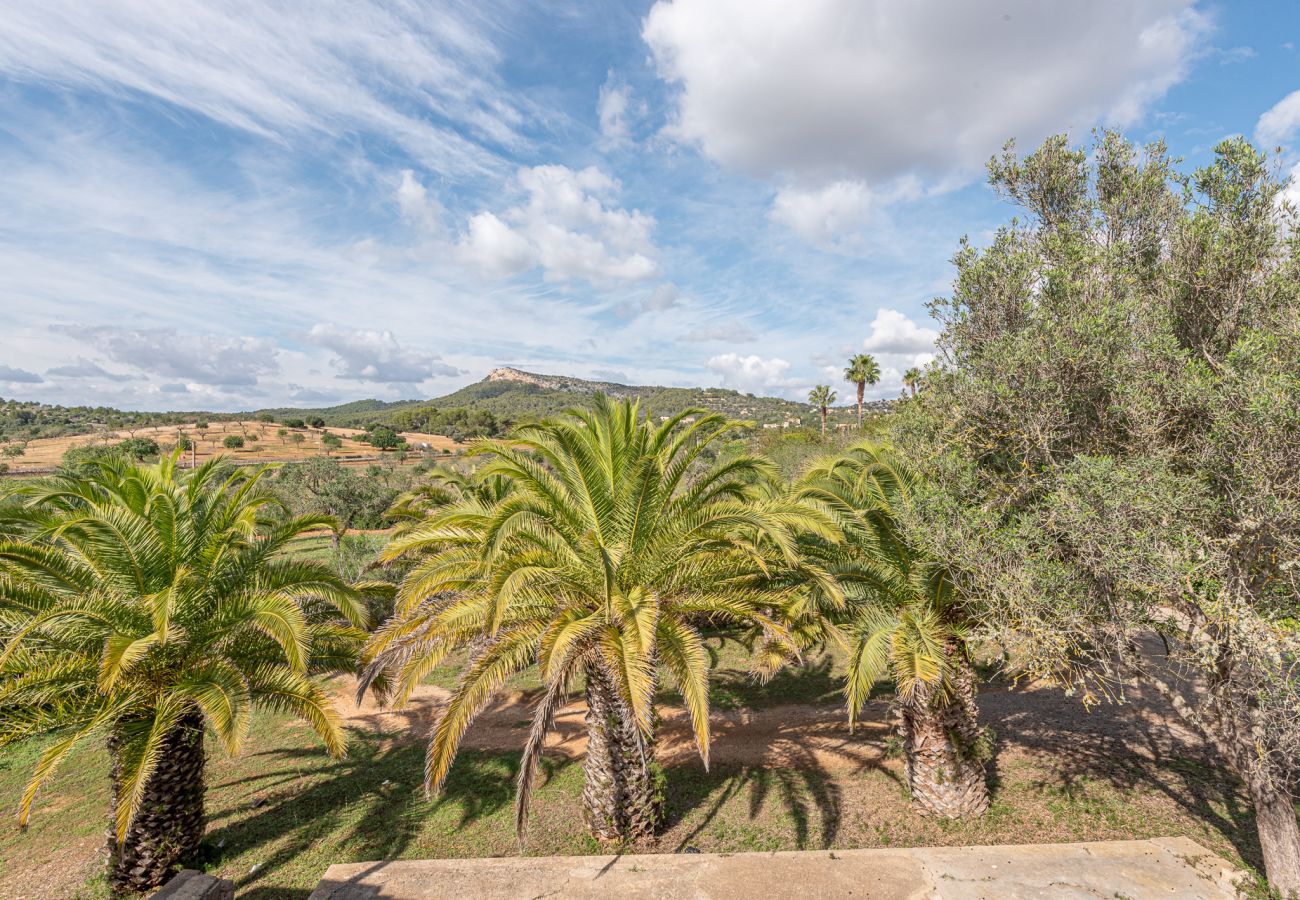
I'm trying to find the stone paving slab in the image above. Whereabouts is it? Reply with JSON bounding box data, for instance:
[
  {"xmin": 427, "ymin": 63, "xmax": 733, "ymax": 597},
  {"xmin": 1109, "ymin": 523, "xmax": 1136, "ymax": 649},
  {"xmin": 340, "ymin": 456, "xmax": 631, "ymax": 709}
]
[{"xmin": 307, "ymin": 837, "xmax": 1242, "ymax": 900}]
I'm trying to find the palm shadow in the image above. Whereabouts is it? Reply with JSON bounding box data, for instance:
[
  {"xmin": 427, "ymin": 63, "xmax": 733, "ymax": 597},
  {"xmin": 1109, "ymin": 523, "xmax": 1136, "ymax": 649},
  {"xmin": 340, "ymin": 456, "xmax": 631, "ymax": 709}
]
[
  {"xmin": 202, "ymin": 709, "xmax": 573, "ymax": 899},
  {"xmin": 659, "ymin": 702, "xmax": 902, "ymax": 852}
]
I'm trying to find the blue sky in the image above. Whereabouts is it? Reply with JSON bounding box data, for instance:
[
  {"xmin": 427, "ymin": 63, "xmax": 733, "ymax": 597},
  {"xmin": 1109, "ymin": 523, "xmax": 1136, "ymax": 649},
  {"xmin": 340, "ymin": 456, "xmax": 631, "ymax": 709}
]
[{"xmin": 1, "ymin": 0, "xmax": 1298, "ymax": 411}]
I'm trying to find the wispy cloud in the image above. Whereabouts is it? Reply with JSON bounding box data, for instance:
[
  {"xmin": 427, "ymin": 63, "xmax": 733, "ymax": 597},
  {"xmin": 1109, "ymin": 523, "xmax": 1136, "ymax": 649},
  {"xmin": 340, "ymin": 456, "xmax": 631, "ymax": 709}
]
[{"xmin": 0, "ymin": 0, "xmax": 532, "ymax": 176}]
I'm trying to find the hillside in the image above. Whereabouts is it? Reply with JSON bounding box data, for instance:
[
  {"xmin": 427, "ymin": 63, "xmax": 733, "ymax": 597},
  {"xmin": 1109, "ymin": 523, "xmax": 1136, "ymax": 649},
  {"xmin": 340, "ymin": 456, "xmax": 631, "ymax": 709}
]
[
  {"xmin": 2, "ymin": 368, "xmax": 892, "ymax": 454},
  {"xmin": 258, "ymin": 367, "xmax": 889, "ymax": 432}
]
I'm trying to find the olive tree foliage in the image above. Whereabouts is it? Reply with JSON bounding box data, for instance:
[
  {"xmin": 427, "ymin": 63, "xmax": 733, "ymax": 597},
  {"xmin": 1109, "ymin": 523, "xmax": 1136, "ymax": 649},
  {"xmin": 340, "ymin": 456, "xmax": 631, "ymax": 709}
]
[{"xmin": 894, "ymin": 132, "xmax": 1300, "ymax": 893}]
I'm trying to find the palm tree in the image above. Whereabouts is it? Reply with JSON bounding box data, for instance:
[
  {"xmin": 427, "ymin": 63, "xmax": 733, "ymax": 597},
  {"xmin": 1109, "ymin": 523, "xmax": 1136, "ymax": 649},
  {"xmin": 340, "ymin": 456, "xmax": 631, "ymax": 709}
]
[
  {"xmin": 790, "ymin": 444, "xmax": 990, "ymax": 819},
  {"xmin": 360, "ymin": 397, "xmax": 832, "ymax": 842},
  {"xmin": 0, "ymin": 454, "xmax": 368, "ymax": 891},
  {"xmin": 902, "ymin": 367, "xmax": 921, "ymax": 397},
  {"xmin": 808, "ymin": 385, "xmax": 837, "ymax": 438},
  {"xmin": 843, "ymin": 354, "xmax": 881, "ymax": 427}
]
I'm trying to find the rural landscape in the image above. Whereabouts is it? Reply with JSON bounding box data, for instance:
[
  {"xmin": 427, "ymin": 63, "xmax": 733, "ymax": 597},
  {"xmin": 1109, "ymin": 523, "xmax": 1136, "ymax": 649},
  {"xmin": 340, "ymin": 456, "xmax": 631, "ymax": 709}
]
[{"xmin": 2, "ymin": 3, "xmax": 1299, "ymax": 899}]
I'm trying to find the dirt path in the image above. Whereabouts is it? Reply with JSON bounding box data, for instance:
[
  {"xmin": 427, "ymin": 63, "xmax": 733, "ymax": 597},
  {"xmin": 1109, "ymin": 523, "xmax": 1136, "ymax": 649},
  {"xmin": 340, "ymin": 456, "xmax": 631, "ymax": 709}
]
[{"xmin": 335, "ymin": 675, "xmax": 1209, "ymax": 772}]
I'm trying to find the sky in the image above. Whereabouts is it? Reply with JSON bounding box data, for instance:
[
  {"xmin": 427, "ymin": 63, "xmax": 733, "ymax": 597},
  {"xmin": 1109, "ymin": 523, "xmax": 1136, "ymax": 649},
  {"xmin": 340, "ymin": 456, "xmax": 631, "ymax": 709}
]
[{"xmin": 1, "ymin": 0, "xmax": 1299, "ymax": 412}]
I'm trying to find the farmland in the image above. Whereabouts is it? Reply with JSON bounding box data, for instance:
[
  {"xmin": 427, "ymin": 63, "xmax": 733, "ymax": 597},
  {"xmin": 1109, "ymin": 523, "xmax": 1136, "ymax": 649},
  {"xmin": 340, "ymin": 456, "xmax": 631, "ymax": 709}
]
[{"xmin": 1, "ymin": 421, "xmax": 462, "ymax": 474}]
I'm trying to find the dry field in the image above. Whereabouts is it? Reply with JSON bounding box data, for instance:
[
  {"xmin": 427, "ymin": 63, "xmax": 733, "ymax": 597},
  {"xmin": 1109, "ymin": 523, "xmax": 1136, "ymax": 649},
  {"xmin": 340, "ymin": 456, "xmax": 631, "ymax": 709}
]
[{"xmin": 4, "ymin": 421, "xmax": 462, "ymax": 473}]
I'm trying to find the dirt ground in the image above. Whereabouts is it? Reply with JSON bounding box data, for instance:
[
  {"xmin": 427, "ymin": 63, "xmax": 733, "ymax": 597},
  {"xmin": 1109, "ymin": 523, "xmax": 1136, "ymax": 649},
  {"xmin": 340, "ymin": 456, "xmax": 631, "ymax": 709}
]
[
  {"xmin": 336, "ymin": 674, "xmax": 1208, "ymax": 774},
  {"xmin": 4, "ymin": 421, "xmax": 462, "ymax": 472}
]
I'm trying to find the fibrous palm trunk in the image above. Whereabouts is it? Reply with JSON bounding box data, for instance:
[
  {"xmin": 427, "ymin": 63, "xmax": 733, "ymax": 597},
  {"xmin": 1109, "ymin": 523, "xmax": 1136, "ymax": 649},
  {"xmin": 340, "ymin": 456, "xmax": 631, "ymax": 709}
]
[
  {"xmin": 106, "ymin": 708, "xmax": 207, "ymax": 892},
  {"xmin": 900, "ymin": 645, "xmax": 990, "ymax": 819},
  {"xmin": 581, "ymin": 662, "xmax": 659, "ymax": 842}
]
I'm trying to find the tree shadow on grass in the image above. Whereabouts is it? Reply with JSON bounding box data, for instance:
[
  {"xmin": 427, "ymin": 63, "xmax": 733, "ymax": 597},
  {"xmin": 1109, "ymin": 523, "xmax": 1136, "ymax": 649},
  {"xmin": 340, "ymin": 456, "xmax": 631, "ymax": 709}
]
[
  {"xmin": 202, "ymin": 723, "xmax": 573, "ymax": 899},
  {"xmin": 981, "ymin": 675, "xmax": 1268, "ymax": 877}
]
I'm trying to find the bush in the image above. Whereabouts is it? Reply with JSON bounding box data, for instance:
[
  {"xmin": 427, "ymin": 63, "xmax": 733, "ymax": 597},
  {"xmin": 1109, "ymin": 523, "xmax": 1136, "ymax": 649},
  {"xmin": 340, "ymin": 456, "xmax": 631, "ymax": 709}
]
[
  {"xmin": 223, "ymin": 435, "xmax": 245, "ymax": 450},
  {"xmin": 116, "ymin": 437, "xmax": 160, "ymax": 460},
  {"xmin": 366, "ymin": 426, "xmax": 405, "ymax": 451},
  {"xmin": 283, "ymin": 418, "xmax": 306, "ymax": 429},
  {"xmin": 308, "ymin": 416, "xmax": 326, "ymax": 429}
]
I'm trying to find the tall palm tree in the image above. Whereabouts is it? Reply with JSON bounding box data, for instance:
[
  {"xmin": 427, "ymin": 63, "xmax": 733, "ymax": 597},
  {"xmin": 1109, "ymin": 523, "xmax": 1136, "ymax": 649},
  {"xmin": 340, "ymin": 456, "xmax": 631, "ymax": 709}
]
[
  {"xmin": 789, "ymin": 444, "xmax": 990, "ymax": 819},
  {"xmin": 0, "ymin": 454, "xmax": 368, "ymax": 891},
  {"xmin": 902, "ymin": 367, "xmax": 922, "ymax": 397},
  {"xmin": 360, "ymin": 397, "xmax": 834, "ymax": 842},
  {"xmin": 843, "ymin": 354, "xmax": 881, "ymax": 427},
  {"xmin": 808, "ymin": 385, "xmax": 837, "ymax": 438}
]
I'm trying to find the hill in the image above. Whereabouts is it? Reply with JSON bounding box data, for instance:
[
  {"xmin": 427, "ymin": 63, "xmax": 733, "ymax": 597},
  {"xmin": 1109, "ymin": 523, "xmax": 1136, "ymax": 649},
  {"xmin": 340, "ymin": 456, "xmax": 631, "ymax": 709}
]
[
  {"xmin": 2, "ymin": 368, "xmax": 892, "ymax": 453},
  {"xmin": 259, "ymin": 367, "xmax": 890, "ymax": 432}
]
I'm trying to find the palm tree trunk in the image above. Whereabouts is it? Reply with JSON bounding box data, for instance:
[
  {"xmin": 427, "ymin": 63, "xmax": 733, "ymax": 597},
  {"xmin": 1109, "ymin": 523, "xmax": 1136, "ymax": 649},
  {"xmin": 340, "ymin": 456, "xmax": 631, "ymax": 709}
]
[
  {"xmin": 820, "ymin": 409, "xmax": 827, "ymax": 438},
  {"xmin": 581, "ymin": 661, "xmax": 659, "ymax": 842},
  {"xmin": 899, "ymin": 645, "xmax": 990, "ymax": 819},
  {"xmin": 106, "ymin": 708, "xmax": 207, "ymax": 892},
  {"xmin": 856, "ymin": 382, "xmax": 864, "ymax": 428}
]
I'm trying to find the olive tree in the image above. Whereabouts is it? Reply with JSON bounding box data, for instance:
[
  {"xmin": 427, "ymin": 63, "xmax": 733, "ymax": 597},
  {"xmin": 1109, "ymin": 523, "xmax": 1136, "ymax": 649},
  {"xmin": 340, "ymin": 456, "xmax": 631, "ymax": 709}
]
[{"xmin": 896, "ymin": 132, "xmax": 1300, "ymax": 895}]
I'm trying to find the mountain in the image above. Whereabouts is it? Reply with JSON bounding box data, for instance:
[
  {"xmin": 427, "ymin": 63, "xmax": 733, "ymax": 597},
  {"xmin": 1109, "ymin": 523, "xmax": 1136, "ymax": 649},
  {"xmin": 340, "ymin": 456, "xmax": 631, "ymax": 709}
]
[{"xmin": 255, "ymin": 367, "xmax": 880, "ymax": 432}]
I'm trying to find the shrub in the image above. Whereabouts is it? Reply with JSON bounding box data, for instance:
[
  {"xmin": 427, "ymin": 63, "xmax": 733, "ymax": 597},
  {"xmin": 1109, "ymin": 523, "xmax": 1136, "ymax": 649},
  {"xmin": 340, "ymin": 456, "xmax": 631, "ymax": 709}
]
[{"xmin": 223, "ymin": 435, "xmax": 245, "ymax": 450}]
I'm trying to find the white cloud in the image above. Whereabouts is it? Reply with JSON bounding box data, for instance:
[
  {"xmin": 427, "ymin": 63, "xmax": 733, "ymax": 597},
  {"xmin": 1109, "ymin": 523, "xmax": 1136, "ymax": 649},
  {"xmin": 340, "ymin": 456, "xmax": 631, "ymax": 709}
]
[
  {"xmin": 1256, "ymin": 89, "xmax": 1300, "ymax": 148},
  {"xmin": 306, "ymin": 324, "xmax": 461, "ymax": 383},
  {"xmin": 1283, "ymin": 162, "xmax": 1300, "ymax": 208},
  {"xmin": 458, "ymin": 211, "xmax": 535, "ymax": 275},
  {"xmin": 46, "ymin": 357, "xmax": 133, "ymax": 382},
  {"xmin": 457, "ymin": 165, "xmax": 658, "ymax": 283},
  {"xmin": 0, "ymin": 364, "xmax": 43, "ymax": 384},
  {"xmin": 396, "ymin": 170, "xmax": 446, "ymax": 231},
  {"xmin": 771, "ymin": 181, "xmax": 873, "ymax": 250},
  {"xmin": 0, "ymin": 1, "xmax": 527, "ymax": 176},
  {"xmin": 646, "ymin": 283, "xmax": 680, "ymax": 312},
  {"xmin": 644, "ymin": 0, "xmax": 1207, "ymax": 184},
  {"xmin": 598, "ymin": 71, "xmax": 632, "ymax": 147},
  {"xmin": 861, "ymin": 308, "xmax": 939, "ymax": 355},
  {"xmin": 54, "ymin": 326, "xmax": 280, "ymax": 386},
  {"xmin": 705, "ymin": 353, "xmax": 796, "ymax": 394}
]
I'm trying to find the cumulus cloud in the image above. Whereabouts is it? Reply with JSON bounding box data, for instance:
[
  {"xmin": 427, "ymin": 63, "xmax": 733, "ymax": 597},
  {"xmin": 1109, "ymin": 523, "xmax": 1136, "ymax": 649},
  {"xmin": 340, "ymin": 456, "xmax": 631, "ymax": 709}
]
[
  {"xmin": 45, "ymin": 357, "xmax": 133, "ymax": 381},
  {"xmin": 644, "ymin": 0, "xmax": 1207, "ymax": 184},
  {"xmin": 861, "ymin": 308, "xmax": 939, "ymax": 355},
  {"xmin": 54, "ymin": 325, "xmax": 280, "ymax": 385},
  {"xmin": 456, "ymin": 165, "xmax": 658, "ymax": 283},
  {"xmin": 1256, "ymin": 89, "xmax": 1300, "ymax": 148},
  {"xmin": 306, "ymin": 323, "xmax": 461, "ymax": 382},
  {"xmin": 771, "ymin": 181, "xmax": 873, "ymax": 249},
  {"xmin": 0, "ymin": 364, "xmax": 43, "ymax": 384},
  {"xmin": 458, "ymin": 211, "xmax": 535, "ymax": 275},
  {"xmin": 706, "ymin": 353, "xmax": 797, "ymax": 394}
]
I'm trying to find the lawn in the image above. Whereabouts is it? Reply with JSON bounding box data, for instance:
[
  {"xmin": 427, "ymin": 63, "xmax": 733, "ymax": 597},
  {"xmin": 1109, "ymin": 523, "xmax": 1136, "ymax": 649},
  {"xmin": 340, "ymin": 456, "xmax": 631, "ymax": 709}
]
[{"xmin": 0, "ymin": 643, "xmax": 1277, "ymax": 899}]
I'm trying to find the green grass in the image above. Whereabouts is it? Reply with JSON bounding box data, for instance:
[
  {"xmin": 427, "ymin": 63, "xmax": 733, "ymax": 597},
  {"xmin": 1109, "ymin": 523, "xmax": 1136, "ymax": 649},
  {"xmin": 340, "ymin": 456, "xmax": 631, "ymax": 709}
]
[
  {"xmin": 1, "ymin": 661, "xmax": 1277, "ymax": 899},
  {"xmin": 0, "ymin": 617, "xmax": 1280, "ymax": 898}
]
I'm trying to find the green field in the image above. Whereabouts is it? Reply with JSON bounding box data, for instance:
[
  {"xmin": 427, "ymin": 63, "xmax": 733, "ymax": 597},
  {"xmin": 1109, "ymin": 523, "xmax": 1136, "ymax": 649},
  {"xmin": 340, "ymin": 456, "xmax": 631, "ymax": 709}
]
[{"xmin": 0, "ymin": 642, "xmax": 1273, "ymax": 899}]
